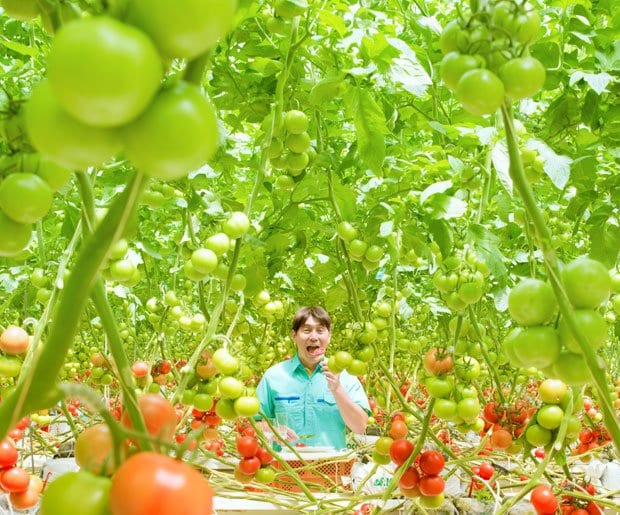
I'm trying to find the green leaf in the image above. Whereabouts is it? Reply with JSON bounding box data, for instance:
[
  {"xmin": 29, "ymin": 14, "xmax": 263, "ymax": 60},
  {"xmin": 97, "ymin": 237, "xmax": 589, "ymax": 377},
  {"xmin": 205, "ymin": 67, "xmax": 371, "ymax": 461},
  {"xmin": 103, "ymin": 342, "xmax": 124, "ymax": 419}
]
[
  {"xmin": 386, "ymin": 37, "xmax": 432, "ymax": 97},
  {"xmin": 331, "ymin": 177, "xmax": 357, "ymax": 221},
  {"xmin": 344, "ymin": 87, "xmax": 388, "ymax": 174},
  {"xmin": 426, "ymin": 194, "xmax": 468, "ymax": 220},
  {"xmin": 420, "ymin": 180, "xmax": 452, "ymax": 204},
  {"xmin": 325, "ymin": 286, "xmax": 348, "ymax": 312},
  {"xmin": 318, "ymin": 10, "xmax": 347, "ymax": 37},
  {"xmin": 525, "ymin": 139, "xmax": 572, "ymax": 190},
  {"xmin": 569, "ymin": 71, "xmax": 614, "ymax": 94},
  {"xmin": 0, "ymin": 36, "xmax": 38, "ymax": 57},
  {"xmin": 427, "ymin": 219, "xmax": 453, "ymax": 259},
  {"xmin": 248, "ymin": 57, "xmax": 283, "ymax": 76},
  {"xmin": 309, "ymin": 74, "xmax": 345, "ymax": 106},
  {"xmin": 467, "ymin": 224, "xmax": 508, "ymax": 285},
  {"xmin": 589, "ymin": 220, "xmax": 620, "ymax": 269}
]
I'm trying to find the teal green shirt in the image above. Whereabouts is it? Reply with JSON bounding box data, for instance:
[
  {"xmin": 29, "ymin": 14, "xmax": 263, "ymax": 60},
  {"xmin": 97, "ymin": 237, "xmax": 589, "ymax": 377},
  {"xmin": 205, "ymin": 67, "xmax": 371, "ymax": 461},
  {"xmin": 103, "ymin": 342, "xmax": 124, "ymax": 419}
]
[{"xmin": 256, "ymin": 354, "xmax": 370, "ymax": 449}]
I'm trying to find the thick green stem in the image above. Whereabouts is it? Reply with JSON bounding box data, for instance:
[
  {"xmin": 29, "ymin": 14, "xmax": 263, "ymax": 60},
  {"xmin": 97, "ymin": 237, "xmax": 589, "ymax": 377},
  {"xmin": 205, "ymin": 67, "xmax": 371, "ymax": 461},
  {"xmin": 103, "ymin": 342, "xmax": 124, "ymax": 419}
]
[
  {"xmin": 0, "ymin": 172, "xmax": 147, "ymax": 438},
  {"xmin": 501, "ymin": 103, "xmax": 620, "ymax": 455}
]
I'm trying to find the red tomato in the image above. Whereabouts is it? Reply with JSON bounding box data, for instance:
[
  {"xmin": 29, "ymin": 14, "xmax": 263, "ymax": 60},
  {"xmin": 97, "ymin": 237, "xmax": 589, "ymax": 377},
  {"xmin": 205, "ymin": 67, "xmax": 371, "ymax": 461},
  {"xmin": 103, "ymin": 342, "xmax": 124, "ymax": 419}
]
[
  {"xmin": 418, "ymin": 475, "xmax": 445, "ymax": 496},
  {"xmin": 235, "ymin": 435, "xmax": 258, "ymax": 458},
  {"xmin": 419, "ymin": 450, "xmax": 445, "ymax": 475},
  {"xmin": 109, "ymin": 452, "xmax": 213, "ymax": 515},
  {"xmin": 478, "ymin": 463, "xmax": 494, "ymax": 480},
  {"xmin": 256, "ymin": 447, "xmax": 273, "ymax": 466},
  {"xmin": 121, "ymin": 394, "xmax": 177, "ymax": 443},
  {"xmin": 483, "ymin": 402, "xmax": 505, "ymax": 424},
  {"xmin": 490, "ymin": 429, "xmax": 513, "ymax": 450},
  {"xmin": 238, "ymin": 456, "xmax": 261, "ymax": 476},
  {"xmin": 388, "ymin": 420, "xmax": 408, "ymax": 440},
  {"xmin": 389, "ymin": 439, "xmax": 414, "ymax": 466},
  {"xmin": 0, "ymin": 466, "xmax": 30, "ymax": 493},
  {"xmin": 398, "ymin": 466, "xmax": 420, "ymax": 490},
  {"xmin": 9, "ymin": 487, "xmax": 40, "ymax": 510},
  {"xmin": 0, "ymin": 439, "xmax": 18, "ymax": 468},
  {"xmin": 531, "ymin": 485, "xmax": 559, "ymax": 515},
  {"xmin": 423, "ymin": 348, "xmax": 453, "ymax": 376}
]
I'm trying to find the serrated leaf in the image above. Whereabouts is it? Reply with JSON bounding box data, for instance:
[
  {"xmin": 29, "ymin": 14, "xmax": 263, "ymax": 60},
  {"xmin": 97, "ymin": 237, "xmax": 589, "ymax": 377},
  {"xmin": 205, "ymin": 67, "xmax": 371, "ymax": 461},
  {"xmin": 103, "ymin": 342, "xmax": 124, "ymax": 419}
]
[
  {"xmin": 526, "ymin": 139, "xmax": 572, "ymax": 190},
  {"xmin": 344, "ymin": 88, "xmax": 388, "ymax": 174},
  {"xmin": 569, "ymin": 71, "xmax": 613, "ymax": 94},
  {"xmin": 386, "ymin": 37, "xmax": 432, "ymax": 97},
  {"xmin": 420, "ymin": 180, "xmax": 452, "ymax": 204}
]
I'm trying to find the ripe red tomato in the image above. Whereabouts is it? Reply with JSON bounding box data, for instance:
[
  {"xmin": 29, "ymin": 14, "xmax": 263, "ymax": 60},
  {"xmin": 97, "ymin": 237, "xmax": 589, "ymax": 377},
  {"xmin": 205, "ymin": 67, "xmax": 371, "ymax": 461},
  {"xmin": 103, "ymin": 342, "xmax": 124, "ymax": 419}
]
[
  {"xmin": 236, "ymin": 435, "xmax": 259, "ymax": 458},
  {"xmin": 255, "ymin": 446, "xmax": 273, "ymax": 466},
  {"xmin": 478, "ymin": 462, "xmax": 494, "ymax": 480},
  {"xmin": 9, "ymin": 487, "xmax": 39, "ymax": 510},
  {"xmin": 238, "ymin": 456, "xmax": 261, "ymax": 476},
  {"xmin": 489, "ymin": 429, "xmax": 513, "ymax": 450},
  {"xmin": 419, "ymin": 450, "xmax": 445, "ymax": 475},
  {"xmin": 531, "ymin": 485, "xmax": 559, "ymax": 515},
  {"xmin": 109, "ymin": 452, "xmax": 213, "ymax": 515},
  {"xmin": 0, "ymin": 466, "xmax": 30, "ymax": 493},
  {"xmin": 483, "ymin": 402, "xmax": 505, "ymax": 424},
  {"xmin": 418, "ymin": 475, "xmax": 445, "ymax": 496},
  {"xmin": 398, "ymin": 466, "xmax": 420, "ymax": 489},
  {"xmin": 121, "ymin": 394, "xmax": 177, "ymax": 443},
  {"xmin": 389, "ymin": 439, "xmax": 414, "ymax": 466},
  {"xmin": 0, "ymin": 438, "xmax": 18, "ymax": 468},
  {"xmin": 0, "ymin": 325, "xmax": 30, "ymax": 355},
  {"xmin": 388, "ymin": 419, "xmax": 408, "ymax": 440}
]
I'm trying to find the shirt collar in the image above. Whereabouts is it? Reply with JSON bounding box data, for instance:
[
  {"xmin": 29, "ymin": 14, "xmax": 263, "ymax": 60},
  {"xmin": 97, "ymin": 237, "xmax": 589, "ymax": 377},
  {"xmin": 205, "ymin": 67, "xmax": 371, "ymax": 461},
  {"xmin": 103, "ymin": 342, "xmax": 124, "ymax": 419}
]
[{"xmin": 289, "ymin": 354, "xmax": 322, "ymax": 376}]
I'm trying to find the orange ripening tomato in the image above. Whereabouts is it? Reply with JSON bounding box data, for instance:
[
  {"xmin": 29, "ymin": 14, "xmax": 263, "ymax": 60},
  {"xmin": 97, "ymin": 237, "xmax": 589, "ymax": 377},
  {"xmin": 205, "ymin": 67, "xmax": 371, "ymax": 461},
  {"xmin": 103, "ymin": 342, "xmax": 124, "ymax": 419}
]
[
  {"xmin": 109, "ymin": 452, "xmax": 213, "ymax": 515},
  {"xmin": 121, "ymin": 394, "xmax": 177, "ymax": 444}
]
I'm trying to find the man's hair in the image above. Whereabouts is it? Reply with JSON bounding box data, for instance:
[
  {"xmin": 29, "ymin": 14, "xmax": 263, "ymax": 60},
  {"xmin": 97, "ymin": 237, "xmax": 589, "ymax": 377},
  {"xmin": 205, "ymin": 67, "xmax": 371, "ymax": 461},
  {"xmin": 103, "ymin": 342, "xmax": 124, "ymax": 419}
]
[{"xmin": 291, "ymin": 306, "xmax": 331, "ymax": 332}]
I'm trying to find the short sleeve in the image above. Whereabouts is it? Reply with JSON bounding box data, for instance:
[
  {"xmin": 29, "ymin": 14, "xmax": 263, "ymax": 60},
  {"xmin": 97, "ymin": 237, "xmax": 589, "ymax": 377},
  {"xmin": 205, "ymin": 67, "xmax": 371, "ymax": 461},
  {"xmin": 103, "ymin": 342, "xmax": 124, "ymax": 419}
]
[
  {"xmin": 342, "ymin": 373, "xmax": 371, "ymax": 415},
  {"xmin": 255, "ymin": 373, "xmax": 274, "ymax": 420}
]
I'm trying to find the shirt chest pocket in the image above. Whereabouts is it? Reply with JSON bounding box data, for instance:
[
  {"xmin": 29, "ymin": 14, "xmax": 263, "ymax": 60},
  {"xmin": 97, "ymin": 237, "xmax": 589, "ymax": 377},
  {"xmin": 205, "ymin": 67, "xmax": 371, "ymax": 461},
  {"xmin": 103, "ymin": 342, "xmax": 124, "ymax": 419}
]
[
  {"xmin": 316, "ymin": 392, "xmax": 337, "ymax": 409},
  {"xmin": 274, "ymin": 396, "xmax": 304, "ymax": 428}
]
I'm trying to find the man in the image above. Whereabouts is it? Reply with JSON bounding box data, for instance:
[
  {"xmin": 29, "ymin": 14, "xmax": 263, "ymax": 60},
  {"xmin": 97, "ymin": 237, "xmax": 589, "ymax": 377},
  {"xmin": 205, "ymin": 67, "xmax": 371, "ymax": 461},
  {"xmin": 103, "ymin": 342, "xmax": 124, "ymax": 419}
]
[{"xmin": 256, "ymin": 306, "xmax": 370, "ymax": 449}]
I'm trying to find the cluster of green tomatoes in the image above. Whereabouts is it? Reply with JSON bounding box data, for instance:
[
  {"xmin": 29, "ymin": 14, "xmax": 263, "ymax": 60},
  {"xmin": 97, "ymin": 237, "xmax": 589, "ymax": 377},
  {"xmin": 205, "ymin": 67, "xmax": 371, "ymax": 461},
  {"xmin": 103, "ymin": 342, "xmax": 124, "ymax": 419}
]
[{"xmin": 440, "ymin": 0, "xmax": 546, "ymax": 115}]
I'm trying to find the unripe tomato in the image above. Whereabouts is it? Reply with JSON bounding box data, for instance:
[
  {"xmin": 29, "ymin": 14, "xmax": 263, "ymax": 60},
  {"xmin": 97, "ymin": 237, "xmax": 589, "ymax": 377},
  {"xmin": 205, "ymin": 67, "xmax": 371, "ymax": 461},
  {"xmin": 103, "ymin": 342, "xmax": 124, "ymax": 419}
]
[
  {"xmin": 283, "ymin": 110, "xmax": 308, "ymax": 134},
  {"xmin": 24, "ymin": 81, "xmax": 122, "ymax": 170},
  {"xmin": 0, "ymin": 173, "xmax": 53, "ymax": 224},
  {"xmin": 123, "ymin": 82, "xmax": 219, "ymax": 181},
  {"xmin": 47, "ymin": 16, "xmax": 163, "ymax": 127},
  {"xmin": 456, "ymin": 69, "xmax": 505, "ymax": 116},
  {"xmin": 125, "ymin": 0, "xmax": 238, "ymax": 59},
  {"xmin": 0, "ymin": 212, "xmax": 31, "ymax": 257},
  {"xmin": 499, "ymin": 57, "xmax": 546, "ymax": 100},
  {"xmin": 508, "ymin": 278, "xmax": 557, "ymax": 326},
  {"xmin": 1, "ymin": 0, "xmax": 39, "ymax": 20}
]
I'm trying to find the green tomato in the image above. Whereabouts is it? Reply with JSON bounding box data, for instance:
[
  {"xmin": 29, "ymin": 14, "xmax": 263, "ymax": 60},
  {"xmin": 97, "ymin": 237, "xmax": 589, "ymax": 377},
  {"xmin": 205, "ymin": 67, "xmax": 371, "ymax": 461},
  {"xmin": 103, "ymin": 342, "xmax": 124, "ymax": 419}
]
[
  {"xmin": 233, "ymin": 396, "xmax": 260, "ymax": 417},
  {"xmin": 512, "ymin": 326, "xmax": 560, "ymax": 369},
  {"xmin": 205, "ymin": 232, "xmax": 230, "ymax": 256},
  {"xmin": 440, "ymin": 20, "xmax": 469, "ymax": 55},
  {"xmin": 499, "ymin": 57, "xmax": 546, "ymax": 100},
  {"xmin": 454, "ymin": 356, "xmax": 481, "ymax": 381},
  {"xmin": 552, "ymin": 352, "xmax": 590, "ymax": 386},
  {"xmin": 336, "ymin": 221, "xmax": 357, "ymax": 242},
  {"xmin": 0, "ymin": 0, "xmax": 39, "ymax": 20},
  {"xmin": 125, "ymin": 0, "xmax": 238, "ymax": 59},
  {"xmin": 191, "ymin": 248, "xmax": 218, "ymax": 274},
  {"xmin": 508, "ymin": 278, "xmax": 557, "ymax": 326},
  {"xmin": 0, "ymin": 212, "xmax": 31, "ymax": 257},
  {"xmin": 123, "ymin": 82, "xmax": 219, "ymax": 180},
  {"xmin": 561, "ymin": 257, "xmax": 611, "ymax": 308},
  {"xmin": 40, "ymin": 471, "xmax": 111, "ymax": 515},
  {"xmin": 222, "ymin": 211, "xmax": 250, "ymax": 240},
  {"xmin": 25, "ymin": 81, "xmax": 122, "ymax": 170},
  {"xmin": 0, "ymin": 355, "xmax": 22, "ymax": 377},
  {"xmin": 525, "ymin": 423, "xmax": 551, "ymax": 447},
  {"xmin": 558, "ymin": 309, "xmax": 607, "ymax": 354},
  {"xmin": 456, "ymin": 69, "xmax": 505, "ymax": 116},
  {"xmin": 283, "ymin": 110, "xmax": 308, "ymax": 134},
  {"xmin": 47, "ymin": 16, "xmax": 163, "ymax": 127},
  {"xmin": 0, "ymin": 173, "xmax": 53, "ymax": 224},
  {"xmin": 286, "ymin": 131, "xmax": 311, "ymax": 153},
  {"xmin": 536, "ymin": 404, "xmax": 564, "ymax": 430}
]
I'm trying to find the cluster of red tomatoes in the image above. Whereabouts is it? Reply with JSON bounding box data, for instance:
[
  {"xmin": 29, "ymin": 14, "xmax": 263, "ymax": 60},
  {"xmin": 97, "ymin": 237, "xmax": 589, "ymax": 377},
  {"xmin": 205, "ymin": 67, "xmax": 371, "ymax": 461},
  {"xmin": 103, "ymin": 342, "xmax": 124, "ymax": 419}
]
[
  {"xmin": 559, "ymin": 482, "xmax": 603, "ymax": 514},
  {"xmin": 481, "ymin": 398, "xmax": 533, "ymax": 451},
  {"xmin": 233, "ymin": 425, "xmax": 277, "ymax": 485},
  {"xmin": 0, "ymin": 436, "xmax": 42, "ymax": 510},
  {"xmin": 573, "ymin": 424, "xmax": 612, "ymax": 458},
  {"xmin": 468, "ymin": 462, "xmax": 495, "ymax": 493}
]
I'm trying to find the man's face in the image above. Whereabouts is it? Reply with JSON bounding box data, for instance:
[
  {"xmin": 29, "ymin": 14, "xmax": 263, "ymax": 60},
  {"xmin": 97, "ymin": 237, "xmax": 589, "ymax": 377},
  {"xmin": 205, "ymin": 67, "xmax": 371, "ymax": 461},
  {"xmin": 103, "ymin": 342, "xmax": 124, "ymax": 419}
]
[{"xmin": 292, "ymin": 316, "xmax": 331, "ymax": 369}]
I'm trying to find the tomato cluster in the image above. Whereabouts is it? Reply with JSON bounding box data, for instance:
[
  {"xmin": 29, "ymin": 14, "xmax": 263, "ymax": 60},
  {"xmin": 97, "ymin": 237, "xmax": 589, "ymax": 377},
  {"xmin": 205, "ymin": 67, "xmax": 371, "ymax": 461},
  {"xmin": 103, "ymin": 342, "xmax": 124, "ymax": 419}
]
[
  {"xmin": 432, "ymin": 249, "xmax": 489, "ymax": 311},
  {"xmin": 504, "ymin": 257, "xmax": 610, "ymax": 385},
  {"xmin": 559, "ymin": 481, "xmax": 603, "ymax": 514},
  {"xmin": 232, "ymin": 426, "xmax": 276, "ymax": 484},
  {"xmin": 0, "ymin": 436, "xmax": 41, "ymax": 511},
  {"xmin": 440, "ymin": 0, "xmax": 545, "ymax": 116},
  {"xmin": 184, "ymin": 212, "xmax": 250, "ymax": 283},
  {"xmin": 269, "ymin": 109, "xmax": 314, "ymax": 187},
  {"xmin": 398, "ymin": 448, "xmax": 447, "ymax": 505},
  {"xmin": 101, "ymin": 238, "xmax": 140, "ymax": 287}
]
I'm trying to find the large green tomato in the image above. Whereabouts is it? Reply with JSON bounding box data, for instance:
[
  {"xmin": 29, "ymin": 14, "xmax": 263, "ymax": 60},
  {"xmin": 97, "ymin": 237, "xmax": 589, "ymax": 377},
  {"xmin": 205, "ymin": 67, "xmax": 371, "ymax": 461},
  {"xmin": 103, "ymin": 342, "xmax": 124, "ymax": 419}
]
[
  {"xmin": 125, "ymin": 0, "xmax": 238, "ymax": 59},
  {"xmin": 440, "ymin": 52, "xmax": 481, "ymax": 92},
  {"xmin": 508, "ymin": 278, "xmax": 557, "ymax": 326},
  {"xmin": 552, "ymin": 352, "xmax": 591, "ymax": 386},
  {"xmin": 561, "ymin": 257, "xmax": 611, "ymax": 308},
  {"xmin": 499, "ymin": 57, "xmax": 546, "ymax": 99},
  {"xmin": 40, "ymin": 471, "xmax": 111, "ymax": 515},
  {"xmin": 456, "ymin": 69, "xmax": 505, "ymax": 116},
  {"xmin": 47, "ymin": 16, "xmax": 163, "ymax": 127},
  {"xmin": 0, "ymin": 212, "xmax": 31, "ymax": 257},
  {"xmin": 512, "ymin": 326, "xmax": 560, "ymax": 369},
  {"xmin": 123, "ymin": 82, "xmax": 219, "ymax": 180},
  {"xmin": 0, "ymin": 173, "xmax": 53, "ymax": 224},
  {"xmin": 558, "ymin": 309, "xmax": 607, "ymax": 354},
  {"xmin": 25, "ymin": 81, "xmax": 122, "ymax": 170}
]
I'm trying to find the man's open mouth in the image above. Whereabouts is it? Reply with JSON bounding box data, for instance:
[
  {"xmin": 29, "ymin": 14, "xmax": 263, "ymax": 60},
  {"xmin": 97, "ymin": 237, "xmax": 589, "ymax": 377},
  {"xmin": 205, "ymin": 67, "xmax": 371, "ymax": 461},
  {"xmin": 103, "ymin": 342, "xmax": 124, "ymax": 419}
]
[{"xmin": 307, "ymin": 345, "xmax": 323, "ymax": 357}]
